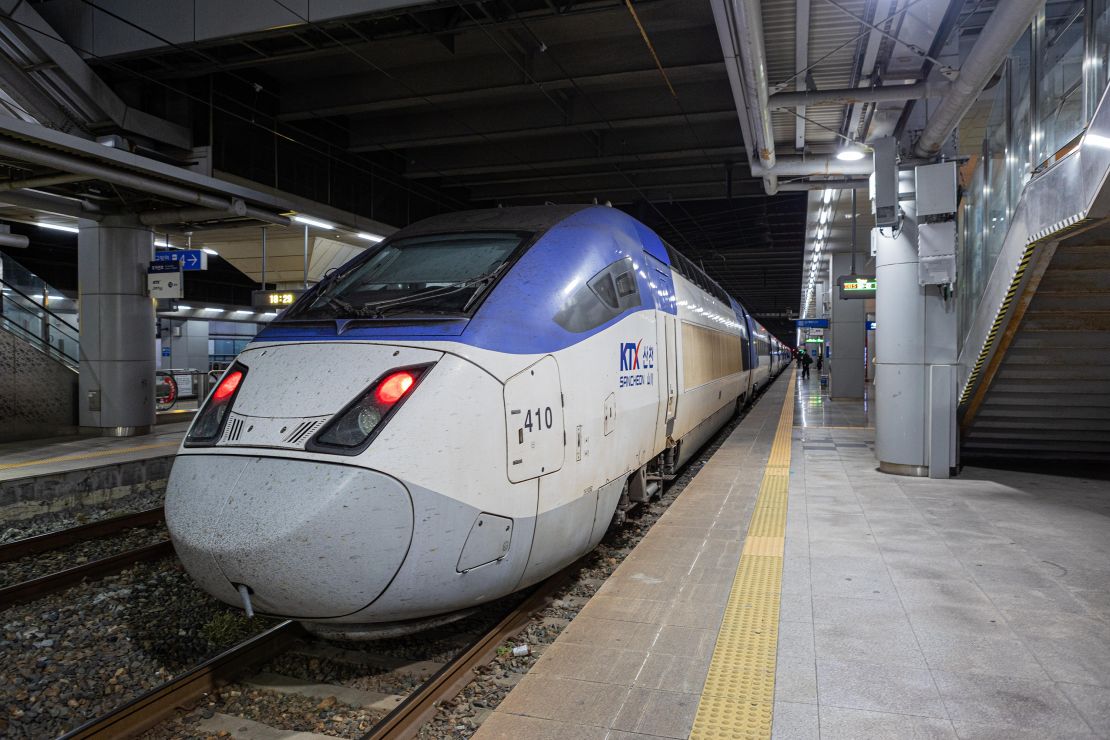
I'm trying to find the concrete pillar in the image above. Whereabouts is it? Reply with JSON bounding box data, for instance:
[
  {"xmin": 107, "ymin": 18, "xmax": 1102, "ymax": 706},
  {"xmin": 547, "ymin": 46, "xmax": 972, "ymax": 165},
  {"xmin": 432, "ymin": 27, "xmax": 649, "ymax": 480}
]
[
  {"xmin": 168, "ymin": 319, "xmax": 210, "ymax": 371},
  {"xmin": 78, "ymin": 216, "xmax": 156, "ymax": 435},
  {"xmin": 873, "ymin": 175, "xmax": 959, "ymax": 476},
  {"xmin": 829, "ymin": 252, "xmax": 865, "ymax": 399}
]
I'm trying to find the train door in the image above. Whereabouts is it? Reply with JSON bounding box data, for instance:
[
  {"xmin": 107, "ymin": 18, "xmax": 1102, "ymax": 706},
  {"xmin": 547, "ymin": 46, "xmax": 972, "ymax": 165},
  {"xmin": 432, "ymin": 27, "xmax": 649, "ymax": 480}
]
[
  {"xmin": 504, "ymin": 355, "xmax": 565, "ymax": 482},
  {"xmin": 663, "ymin": 314, "xmax": 678, "ymax": 429}
]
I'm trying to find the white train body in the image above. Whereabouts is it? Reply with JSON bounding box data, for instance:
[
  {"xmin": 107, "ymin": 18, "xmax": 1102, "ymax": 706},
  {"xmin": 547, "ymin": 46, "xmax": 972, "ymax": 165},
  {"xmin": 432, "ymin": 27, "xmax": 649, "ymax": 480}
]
[{"xmin": 166, "ymin": 206, "xmax": 789, "ymax": 634}]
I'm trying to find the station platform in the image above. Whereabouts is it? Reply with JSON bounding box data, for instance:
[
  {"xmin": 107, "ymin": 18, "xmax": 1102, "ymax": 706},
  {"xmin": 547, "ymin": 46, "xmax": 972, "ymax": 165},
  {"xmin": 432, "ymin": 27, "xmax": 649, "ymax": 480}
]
[
  {"xmin": 474, "ymin": 372, "xmax": 1110, "ymax": 739},
  {"xmin": 0, "ymin": 423, "xmax": 186, "ymax": 518}
]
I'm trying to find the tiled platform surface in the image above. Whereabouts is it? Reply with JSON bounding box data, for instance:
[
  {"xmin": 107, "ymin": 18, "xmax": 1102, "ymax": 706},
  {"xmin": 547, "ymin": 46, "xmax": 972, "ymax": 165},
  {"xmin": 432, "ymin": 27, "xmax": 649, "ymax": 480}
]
[
  {"xmin": 779, "ymin": 380, "xmax": 1110, "ymax": 738},
  {"xmin": 474, "ymin": 376, "xmax": 790, "ymax": 740},
  {"xmin": 0, "ymin": 422, "xmax": 187, "ymax": 482},
  {"xmin": 475, "ymin": 375, "xmax": 1110, "ymax": 739}
]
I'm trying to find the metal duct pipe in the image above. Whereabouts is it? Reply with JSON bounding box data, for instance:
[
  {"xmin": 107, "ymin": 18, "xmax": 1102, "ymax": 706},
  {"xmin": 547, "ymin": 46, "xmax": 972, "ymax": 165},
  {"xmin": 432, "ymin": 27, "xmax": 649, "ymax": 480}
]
[
  {"xmin": 139, "ymin": 199, "xmax": 248, "ymax": 226},
  {"xmin": 0, "ymin": 173, "xmax": 90, "ymax": 191},
  {"xmin": 0, "ymin": 138, "xmax": 289, "ymax": 226},
  {"xmin": 0, "ymin": 189, "xmax": 100, "ymax": 220},
  {"xmin": 750, "ymin": 156, "xmax": 873, "ymax": 177},
  {"xmin": 712, "ymin": 0, "xmax": 777, "ymax": 194},
  {"xmin": 778, "ymin": 178, "xmax": 870, "ymax": 191},
  {"xmin": 771, "ymin": 81, "xmax": 950, "ymax": 109},
  {"xmin": 914, "ymin": 0, "xmax": 1043, "ymax": 159},
  {"xmin": 0, "ymin": 232, "xmax": 29, "ymax": 247}
]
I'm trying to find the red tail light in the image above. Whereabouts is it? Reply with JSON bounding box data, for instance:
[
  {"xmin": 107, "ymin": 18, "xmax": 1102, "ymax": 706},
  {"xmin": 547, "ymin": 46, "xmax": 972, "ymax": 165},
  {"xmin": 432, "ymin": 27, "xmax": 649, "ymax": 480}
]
[
  {"xmin": 213, "ymin": 370, "xmax": 243, "ymax": 401},
  {"xmin": 374, "ymin": 371, "xmax": 415, "ymax": 405},
  {"xmin": 185, "ymin": 365, "xmax": 247, "ymax": 446},
  {"xmin": 308, "ymin": 365, "xmax": 430, "ymax": 454}
]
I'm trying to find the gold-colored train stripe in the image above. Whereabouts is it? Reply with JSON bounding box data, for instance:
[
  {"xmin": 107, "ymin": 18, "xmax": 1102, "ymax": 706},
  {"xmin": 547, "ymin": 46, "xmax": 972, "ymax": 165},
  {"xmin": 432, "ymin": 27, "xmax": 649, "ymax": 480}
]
[
  {"xmin": 689, "ymin": 368, "xmax": 796, "ymax": 740},
  {"xmin": 0, "ymin": 440, "xmax": 179, "ymax": 471}
]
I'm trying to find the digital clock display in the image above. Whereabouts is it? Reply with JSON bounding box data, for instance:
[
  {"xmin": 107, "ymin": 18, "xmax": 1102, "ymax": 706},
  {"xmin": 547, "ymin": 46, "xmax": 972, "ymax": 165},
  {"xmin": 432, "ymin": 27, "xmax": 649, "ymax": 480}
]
[{"xmin": 252, "ymin": 289, "xmax": 305, "ymax": 308}]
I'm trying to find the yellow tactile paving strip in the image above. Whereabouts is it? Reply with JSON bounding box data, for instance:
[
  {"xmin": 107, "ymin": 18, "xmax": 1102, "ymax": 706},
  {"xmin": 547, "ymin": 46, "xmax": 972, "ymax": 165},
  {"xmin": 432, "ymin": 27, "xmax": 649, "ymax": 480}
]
[
  {"xmin": 0, "ymin": 440, "xmax": 179, "ymax": 471},
  {"xmin": 689, "ymin": 368, "xmax": 796, "ymax": 740}
]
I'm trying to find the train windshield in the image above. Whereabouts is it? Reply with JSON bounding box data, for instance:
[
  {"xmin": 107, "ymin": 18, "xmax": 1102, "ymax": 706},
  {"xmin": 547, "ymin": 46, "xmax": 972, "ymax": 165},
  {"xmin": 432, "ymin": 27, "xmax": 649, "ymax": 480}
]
[{"xmin": 283, "ymin": 231, "xmax": 528, "ymax": 320}]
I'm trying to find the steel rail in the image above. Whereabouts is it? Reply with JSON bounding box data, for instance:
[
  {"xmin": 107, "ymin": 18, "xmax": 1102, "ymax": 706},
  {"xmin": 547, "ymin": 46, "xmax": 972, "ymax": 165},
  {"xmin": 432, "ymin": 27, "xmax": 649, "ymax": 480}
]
[
  {"xmin": 57, "ymin": 620, "xmax": 301, "ymax": 740},
  {"xmin": 0, "ymin": 540, "xmax": 175, "ymax": 609},
  {"xmin": 0, "ymin": 507, "xmax": 165, "ymax": 563},
  {"xmin": 363, "ymin": 571, "xmax": 570, "ymax": 740}
]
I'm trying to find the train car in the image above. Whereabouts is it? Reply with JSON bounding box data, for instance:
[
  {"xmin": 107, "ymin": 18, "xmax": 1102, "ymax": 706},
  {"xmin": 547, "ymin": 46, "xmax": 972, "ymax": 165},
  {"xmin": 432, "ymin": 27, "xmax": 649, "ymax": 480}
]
[{"xmin": 166, "ymin": 205, "xmax": 787, "ymax": 638}]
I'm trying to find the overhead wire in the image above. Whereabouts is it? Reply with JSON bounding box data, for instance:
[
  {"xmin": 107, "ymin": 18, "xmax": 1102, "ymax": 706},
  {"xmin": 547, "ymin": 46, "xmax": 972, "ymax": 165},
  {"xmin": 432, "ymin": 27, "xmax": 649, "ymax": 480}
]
[
  {"xmin": 0, "ymin": 0, "xmax": 470, "ymax": 213},
  {"xmin": 473, "ymin": 0, "xmax": 719, "ymax": 252},
  {"xmin": 75, "ymin": 0, "xmax": 472, "ymax": 212},
  {"xmin": 262, "ymin": 0, "xmax": 600, "ymax": 206},
  {"xmin": 456, "ymin": 0, "xmax": 706, "ymax": 250}
]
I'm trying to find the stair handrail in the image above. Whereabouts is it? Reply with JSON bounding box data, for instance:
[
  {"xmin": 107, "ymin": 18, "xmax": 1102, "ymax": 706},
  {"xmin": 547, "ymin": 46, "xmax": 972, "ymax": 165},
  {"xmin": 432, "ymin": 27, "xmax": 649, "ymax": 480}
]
[{"xmin": 0, "ymin": 275, "xmax": 79, "ymax": 333}]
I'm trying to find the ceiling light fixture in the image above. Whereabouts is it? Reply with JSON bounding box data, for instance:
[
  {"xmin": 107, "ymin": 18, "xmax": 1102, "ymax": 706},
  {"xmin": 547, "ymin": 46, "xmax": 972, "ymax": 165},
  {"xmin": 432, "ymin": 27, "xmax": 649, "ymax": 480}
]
[
  {"xmin": 37, "ymin": 222, "xmax": 78, "ymax": 233},
  {"xmin": 293, "ymin": 215, "xmax": 333, "ymax": 229},
  {"xmin": 836, "ymin": 146, "xmax": 866, "ymax": 161},
  {"xmin": 202, "ymin": 247, "xmax": 218, "ymax": 255},
  {"xmin": 357, "ymin": 232, "xmax": 385, "ymax": 243}
]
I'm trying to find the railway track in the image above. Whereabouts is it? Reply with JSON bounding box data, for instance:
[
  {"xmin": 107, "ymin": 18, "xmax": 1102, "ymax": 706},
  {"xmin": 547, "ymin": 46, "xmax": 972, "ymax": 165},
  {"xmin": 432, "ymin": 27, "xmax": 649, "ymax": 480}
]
[
  {"xmin": 58, "ymin": 571, "xmax": 570, "ymax": 739},
  {"xmin": 0, "ymin": 507, "xmax": 172, "ymax": 609}
]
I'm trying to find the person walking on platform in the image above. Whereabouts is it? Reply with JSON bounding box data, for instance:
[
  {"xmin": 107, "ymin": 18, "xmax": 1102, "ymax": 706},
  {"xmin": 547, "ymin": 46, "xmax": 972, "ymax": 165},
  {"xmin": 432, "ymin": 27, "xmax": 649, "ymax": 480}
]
[
  {"xmin": 801, "ymin": 351, "xmax": 812, "ymax": 379},
  {"xmin": 816, "ymin": 353, "xmax": 823, "ymax": 375}
]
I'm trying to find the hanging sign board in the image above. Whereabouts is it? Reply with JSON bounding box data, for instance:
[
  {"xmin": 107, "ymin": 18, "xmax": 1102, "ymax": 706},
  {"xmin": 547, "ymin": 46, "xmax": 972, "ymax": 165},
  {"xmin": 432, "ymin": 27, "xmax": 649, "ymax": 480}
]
[
  {"xmin": 837, "ymin": 274, "xmax": 876, "ymax": 299},
  {"xmin": 795, "ymin": 318, "xmax": 829, "ymax": 328},
  {"xmin": 252, "ymin": 289, "xmax": 305, "ymax": 308},
  {"xmin": 155, "ymin": 250, "xmax": 207, "ymax": 271},
  {"xmin": 804, "ymin": 337, "xmax": 824, "ymax": 344}
]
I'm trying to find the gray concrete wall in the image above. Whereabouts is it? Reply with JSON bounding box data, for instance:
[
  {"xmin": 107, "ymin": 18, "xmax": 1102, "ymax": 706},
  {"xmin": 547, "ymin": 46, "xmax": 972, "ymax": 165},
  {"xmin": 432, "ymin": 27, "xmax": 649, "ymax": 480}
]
[{"xmin": 0, "ymin": 327, "xmax": 77, "ymax": 442}]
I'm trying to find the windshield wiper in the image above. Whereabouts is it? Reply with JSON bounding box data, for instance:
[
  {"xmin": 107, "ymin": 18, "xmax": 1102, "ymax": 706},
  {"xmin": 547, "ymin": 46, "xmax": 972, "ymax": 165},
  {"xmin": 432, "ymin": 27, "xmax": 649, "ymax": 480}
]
[
  {"xmin": 321, "ymin": 295, "xmax": 358, "ymax": 315},
  {"xmin": 358, "ymin": 263, "xmax": 510, "ymax": 317}
]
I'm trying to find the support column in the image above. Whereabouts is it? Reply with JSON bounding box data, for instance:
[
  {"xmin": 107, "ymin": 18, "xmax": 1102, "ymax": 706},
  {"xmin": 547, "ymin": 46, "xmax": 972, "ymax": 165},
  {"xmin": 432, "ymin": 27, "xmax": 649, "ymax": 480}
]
[
  {"xmin": 78, "ymin": 216, "xmax": 156, "ymax": 435},
  {"xmin": 828, "ymin": 252, "xmax": 865, "ymax": 399},
  {"xmin": 874, "ymin": 175, "xmax": 958, "ymax": 476}
]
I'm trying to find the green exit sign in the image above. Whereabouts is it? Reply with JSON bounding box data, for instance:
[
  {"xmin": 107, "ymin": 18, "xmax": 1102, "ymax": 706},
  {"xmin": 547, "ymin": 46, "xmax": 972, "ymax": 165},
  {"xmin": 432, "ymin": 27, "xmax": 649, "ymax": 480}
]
[{"xmin": 805, "ymin": 337, "xmax": 824, "ymax": 343}]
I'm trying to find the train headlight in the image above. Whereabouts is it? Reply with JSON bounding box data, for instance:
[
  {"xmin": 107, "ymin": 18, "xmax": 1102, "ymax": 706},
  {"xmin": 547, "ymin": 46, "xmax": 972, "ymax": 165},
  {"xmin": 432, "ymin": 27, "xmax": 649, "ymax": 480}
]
[
  {"xmin": 185, "ymin": 365, "xmax": 247, "ymax": 446},
  {"xmin": 307, "ymin": 366, "xmax": 430, "ymax": 454}
]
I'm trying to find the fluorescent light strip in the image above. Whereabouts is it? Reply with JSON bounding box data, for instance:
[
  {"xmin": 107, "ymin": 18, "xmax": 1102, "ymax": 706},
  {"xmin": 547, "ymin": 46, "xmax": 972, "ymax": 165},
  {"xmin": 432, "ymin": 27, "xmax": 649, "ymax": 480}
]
[
  {"xmin": 357, "ymin": 232, "xmax": 385, "ymax": 243},
  {"xmin": 293, "ymin": 215, "xmax": 333, "ymax": 229},
  {"xmin": 37, "ymin": 222, "xmax": 79, "ymax": 233},
  {"xmin": 202, "ymin": 247, "xmax": 218, "ymax": 255}
]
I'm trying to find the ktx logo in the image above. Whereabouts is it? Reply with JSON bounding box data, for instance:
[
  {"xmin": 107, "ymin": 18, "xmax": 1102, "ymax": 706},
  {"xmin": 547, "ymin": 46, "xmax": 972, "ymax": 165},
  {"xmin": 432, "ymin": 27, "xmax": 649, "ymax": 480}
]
[
  {"xmin": 620, "ymin": 340, "xmax": 641, "ymax": 372},
  {"xmin": 620, "ymin": 340, "xmax": 655, "ymax": 371}
]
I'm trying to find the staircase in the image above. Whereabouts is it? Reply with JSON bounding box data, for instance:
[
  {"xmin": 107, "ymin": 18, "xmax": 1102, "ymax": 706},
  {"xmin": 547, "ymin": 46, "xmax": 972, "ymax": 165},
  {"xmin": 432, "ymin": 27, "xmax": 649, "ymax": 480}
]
[
  {"xmin": 961, "ymin": 236, "xmax": 1110, "ymax": 463},
  {"xmin": 0, "ymin": 253, "xmax": 79, "ymax": 441}
]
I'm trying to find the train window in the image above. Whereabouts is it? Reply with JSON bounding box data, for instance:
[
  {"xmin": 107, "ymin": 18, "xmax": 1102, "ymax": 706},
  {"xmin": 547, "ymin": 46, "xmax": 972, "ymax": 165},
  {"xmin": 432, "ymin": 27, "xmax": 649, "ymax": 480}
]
[
  {"xmin": 614, "ymin": 270, "xmax": 637, "ymax": 298},
  {"xmin": 282, "ymin": 231, "xmax": 529, "ymax": 321},
  {"xmin": 555, "ymin": 257, "xmax": 642, "ymax": 332},
  {"xmin": 590, "ymin": 271, "xmax": 620, "ymax": 309}
]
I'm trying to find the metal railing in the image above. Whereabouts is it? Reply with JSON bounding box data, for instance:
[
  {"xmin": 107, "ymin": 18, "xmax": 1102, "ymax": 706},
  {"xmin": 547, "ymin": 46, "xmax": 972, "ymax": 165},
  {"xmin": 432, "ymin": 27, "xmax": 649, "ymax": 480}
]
[{"xmin": 0, "ymin": 254, "xmax": 79, "ymax": 371}]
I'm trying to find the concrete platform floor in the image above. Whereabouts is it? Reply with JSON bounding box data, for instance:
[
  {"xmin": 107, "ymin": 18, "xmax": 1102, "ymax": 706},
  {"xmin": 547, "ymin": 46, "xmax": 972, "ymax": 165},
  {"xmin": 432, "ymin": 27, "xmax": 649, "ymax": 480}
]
[
  {"xmin": 474, "ymin": 374, "xmax": 1110, "ymax": 739},
  {"xmin": 0, "ymin": 422, "xmax": 187, "ymax": 482}
]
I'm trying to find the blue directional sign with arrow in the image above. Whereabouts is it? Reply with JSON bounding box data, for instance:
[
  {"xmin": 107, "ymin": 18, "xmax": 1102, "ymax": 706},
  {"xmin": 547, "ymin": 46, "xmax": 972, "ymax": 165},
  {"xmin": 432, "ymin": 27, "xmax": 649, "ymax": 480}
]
[{"xmin": 154, "ymin": 250, "xmax": 207, "ymax": 271}]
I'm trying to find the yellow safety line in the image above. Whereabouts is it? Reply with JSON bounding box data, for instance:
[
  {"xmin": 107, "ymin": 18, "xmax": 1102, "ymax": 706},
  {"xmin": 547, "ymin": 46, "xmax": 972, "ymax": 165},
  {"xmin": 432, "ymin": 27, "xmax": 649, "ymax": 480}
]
[
  {"xmin": 0, "ymin": 440, "xmax": 179, "ymax": 471},
  {"xmin": 690, "ymin": 368, "xmax": 796, "ymax": 740}
]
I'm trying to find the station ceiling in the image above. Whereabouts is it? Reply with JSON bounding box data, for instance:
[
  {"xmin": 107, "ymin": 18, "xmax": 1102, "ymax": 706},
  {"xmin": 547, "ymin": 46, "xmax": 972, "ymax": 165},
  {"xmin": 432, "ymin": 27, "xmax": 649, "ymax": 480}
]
[{"xmin": 44, "ymin": 0, "xmax": 805, "ymax": 339}]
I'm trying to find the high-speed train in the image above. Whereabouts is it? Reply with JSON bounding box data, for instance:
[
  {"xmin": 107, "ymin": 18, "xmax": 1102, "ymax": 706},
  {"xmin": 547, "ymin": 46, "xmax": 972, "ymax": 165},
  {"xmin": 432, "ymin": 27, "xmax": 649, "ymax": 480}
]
[{"xmin": 166, "ymin": 205, "xmax": 790, "ymax": 638}]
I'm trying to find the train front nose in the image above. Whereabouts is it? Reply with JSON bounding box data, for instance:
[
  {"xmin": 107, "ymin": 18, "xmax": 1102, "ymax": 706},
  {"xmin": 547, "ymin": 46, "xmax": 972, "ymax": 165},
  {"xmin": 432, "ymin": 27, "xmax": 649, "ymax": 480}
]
[{"xmin": 166, "ymin": 454, "xmax": 413, "ymax": 619}]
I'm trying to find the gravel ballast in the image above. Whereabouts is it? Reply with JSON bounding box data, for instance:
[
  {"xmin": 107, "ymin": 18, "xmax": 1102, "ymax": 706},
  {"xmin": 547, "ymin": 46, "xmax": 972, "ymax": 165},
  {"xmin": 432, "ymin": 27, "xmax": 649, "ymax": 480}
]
[
  {"xmin": 0, "ymin": 559, "xmax": 275, "ymax": 739},
  {"xmin": 0, "ymin": 485, "xmax": 166, "ymax": 545}
]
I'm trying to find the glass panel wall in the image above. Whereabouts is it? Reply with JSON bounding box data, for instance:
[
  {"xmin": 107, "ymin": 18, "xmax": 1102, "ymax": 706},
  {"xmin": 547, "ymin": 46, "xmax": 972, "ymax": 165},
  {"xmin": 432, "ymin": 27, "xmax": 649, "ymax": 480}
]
[
  {"xmin": 956, "ymin": 9, "xmax": 1110, "ymax": 348},
  {"xmin": 1037, "ymin": 1, "xmax": 1086, "ymax": 162}
]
